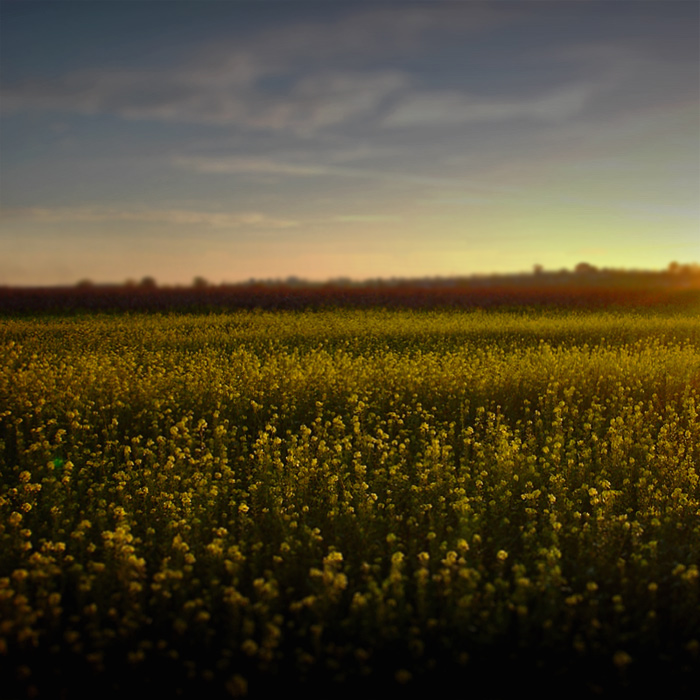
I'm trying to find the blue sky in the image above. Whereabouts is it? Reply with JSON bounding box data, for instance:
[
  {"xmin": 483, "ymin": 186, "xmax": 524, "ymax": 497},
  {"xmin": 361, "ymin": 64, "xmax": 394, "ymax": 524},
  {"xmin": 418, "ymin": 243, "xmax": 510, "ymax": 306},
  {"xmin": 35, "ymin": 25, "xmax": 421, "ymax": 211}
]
[{"xmin": 1, "ymin": 0, "xmax": 698, "ymax": 286}]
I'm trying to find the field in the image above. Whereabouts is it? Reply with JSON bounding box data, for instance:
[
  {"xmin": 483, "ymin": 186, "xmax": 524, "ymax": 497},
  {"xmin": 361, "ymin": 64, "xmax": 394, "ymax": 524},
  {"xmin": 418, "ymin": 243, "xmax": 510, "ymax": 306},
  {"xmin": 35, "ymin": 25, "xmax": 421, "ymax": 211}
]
[{"xmin": 1, "ymin": 309, "xmax": 700, "ymax": 698}]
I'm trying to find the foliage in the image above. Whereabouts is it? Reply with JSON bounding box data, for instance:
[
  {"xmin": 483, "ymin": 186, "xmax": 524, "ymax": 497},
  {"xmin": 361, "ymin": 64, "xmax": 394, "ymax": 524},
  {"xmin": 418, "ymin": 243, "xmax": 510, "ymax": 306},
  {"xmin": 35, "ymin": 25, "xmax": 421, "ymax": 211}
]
[{"xmin": 1, "ymin": 310, "xmax": 699, "ymax": 697}]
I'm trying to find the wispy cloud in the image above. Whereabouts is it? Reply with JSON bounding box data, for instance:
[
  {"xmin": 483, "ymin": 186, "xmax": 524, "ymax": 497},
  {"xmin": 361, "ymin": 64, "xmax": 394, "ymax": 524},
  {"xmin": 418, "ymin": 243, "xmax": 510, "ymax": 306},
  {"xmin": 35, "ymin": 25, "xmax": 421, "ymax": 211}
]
[
  {"xmin": 0, "ymin": 4, "xmax": 508, "ymax": 133},
  {"xmin": 383, "ymin": 83, "xmax": 594, "ymax": 127},
  {"xmin": 2, "ymin": 1, "xmax": 693, "ymax": 141},
  {"xmin": 196, "ymin": 4, "xmax": 508, "ymax": 70},
  {"xmin": 381, "ymin": 43, "xmax": 651, "ymax": 129},
  {"xmin": 1, "ymin": 65, "xmax": 409, "ymax": 133},
  {"xmin": 173, "ymin": 156, "xmax": 329, "ymax": 177},
  {"xmin": 0, "ymin": 206, "xmax": 300, "ymax": 229},
  {"xmin": 173, "ymin": 154, "xmax": 517, "ymax": 195},
  {"xmin": 331, "ymin": 215, "xmax": 401, "ymax": 224}
]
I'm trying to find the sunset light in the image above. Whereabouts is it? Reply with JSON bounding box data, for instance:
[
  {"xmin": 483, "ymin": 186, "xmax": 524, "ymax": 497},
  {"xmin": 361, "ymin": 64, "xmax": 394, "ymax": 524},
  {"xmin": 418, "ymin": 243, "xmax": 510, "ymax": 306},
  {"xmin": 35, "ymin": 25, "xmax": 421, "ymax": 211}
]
[
  {"xmin": 1, "ymin": 1, "xmax": 697, "ymax": 285},
  {"xmin": 2, "ymin": 5, "xmax": 700, "ymax": 697}
]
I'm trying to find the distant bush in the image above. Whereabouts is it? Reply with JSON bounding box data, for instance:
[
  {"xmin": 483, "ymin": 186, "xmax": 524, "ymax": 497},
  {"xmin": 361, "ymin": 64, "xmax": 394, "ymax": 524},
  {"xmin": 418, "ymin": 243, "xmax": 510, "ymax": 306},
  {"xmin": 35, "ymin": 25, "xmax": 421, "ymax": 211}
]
[{"xmin": 2, "ymin": 267, "xmax": 700, "ymax": 315}]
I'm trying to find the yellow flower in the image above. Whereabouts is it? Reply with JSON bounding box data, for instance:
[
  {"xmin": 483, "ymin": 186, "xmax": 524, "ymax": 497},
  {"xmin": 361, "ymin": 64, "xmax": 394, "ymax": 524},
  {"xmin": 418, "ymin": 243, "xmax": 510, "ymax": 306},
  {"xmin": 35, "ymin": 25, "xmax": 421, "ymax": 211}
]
[
  {"xmin": 12, "ymin": 569, "xmax": 28, "ymax": 583},
  {"xmin": 241, "ymin": 639, "xmax": 258, "ymax": 656},
  {"xmin": 324, "ymin": 551, "xmax": 343, "ymax": 566},
  {"xmin": 395, "ymin": 669, "xmax": 412, "ymax": 684},
  {"xmin": 226, "ymin": 675, "xmax": 248, "ymax": 698},
  {"xmin": 613, "ymin": 650, "xmax": 633, "ymax": 668}
]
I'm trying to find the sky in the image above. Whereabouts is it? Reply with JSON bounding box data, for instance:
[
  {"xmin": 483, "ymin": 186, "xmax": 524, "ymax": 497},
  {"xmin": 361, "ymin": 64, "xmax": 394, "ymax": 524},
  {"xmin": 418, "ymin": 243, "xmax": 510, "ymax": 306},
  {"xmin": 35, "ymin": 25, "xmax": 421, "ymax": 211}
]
[{"xmin": 1, "ymin": 0, "xmax": 698, "ymax": 286}]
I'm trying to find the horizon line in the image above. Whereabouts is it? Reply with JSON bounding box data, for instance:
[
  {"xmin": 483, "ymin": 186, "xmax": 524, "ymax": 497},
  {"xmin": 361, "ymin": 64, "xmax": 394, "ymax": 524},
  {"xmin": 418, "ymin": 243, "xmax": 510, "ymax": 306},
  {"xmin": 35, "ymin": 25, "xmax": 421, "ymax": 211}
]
[{"xmin": 3, "ymin": 261, "xmax": 699, "ymax": 290}]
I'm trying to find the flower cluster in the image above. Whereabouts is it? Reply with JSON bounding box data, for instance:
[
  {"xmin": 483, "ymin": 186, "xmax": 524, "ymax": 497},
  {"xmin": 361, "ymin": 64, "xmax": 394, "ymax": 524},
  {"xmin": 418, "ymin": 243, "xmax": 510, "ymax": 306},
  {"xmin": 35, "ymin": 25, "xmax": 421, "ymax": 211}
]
[{"xmin": 1, "ymin": 309, "xmax": 699, "ymax": 697}]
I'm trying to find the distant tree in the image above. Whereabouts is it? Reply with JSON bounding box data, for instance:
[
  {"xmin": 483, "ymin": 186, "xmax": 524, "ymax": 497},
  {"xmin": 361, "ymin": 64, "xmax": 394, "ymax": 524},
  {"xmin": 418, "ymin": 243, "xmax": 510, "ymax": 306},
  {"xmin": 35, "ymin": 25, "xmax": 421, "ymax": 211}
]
[
  {"xmin": 75, "ymin": 279, "xmax": 94, "ymax": 289},
  {"xmin": 533, "ymin": 264, "xmax": 544, "ymax": 276},
  {"xmin": 575, "ymin": 262, "xmax": 598, "ymax": 275},
  {"xmin": 193, "ymin": 276, "xmax": 209, "ymax": 289},
  {"xmin": 139, "ymin": 276, "xmax": 157, "ymax": 289}
]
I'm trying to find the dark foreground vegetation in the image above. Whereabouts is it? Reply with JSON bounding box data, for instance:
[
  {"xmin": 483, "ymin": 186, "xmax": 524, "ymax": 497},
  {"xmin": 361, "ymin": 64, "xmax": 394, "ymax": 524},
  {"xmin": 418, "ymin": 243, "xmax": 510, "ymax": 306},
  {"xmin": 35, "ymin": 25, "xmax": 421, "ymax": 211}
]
[
  {"xmin": 2, "ymin": 264, "xmax": 700, "ymax": 314},
  {"xmin": 2, "ymin": 308, "xmax": 700, "ymax": 698}
]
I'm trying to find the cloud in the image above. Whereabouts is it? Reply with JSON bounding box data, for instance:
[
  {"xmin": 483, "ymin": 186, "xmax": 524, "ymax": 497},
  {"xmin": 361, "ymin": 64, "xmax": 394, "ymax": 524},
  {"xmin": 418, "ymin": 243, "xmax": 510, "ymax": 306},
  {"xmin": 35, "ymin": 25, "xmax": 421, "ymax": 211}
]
[
  {"xmin": 383, "ymin": 83, "xmax": 597, "ymax": 128},
  {"xmin": 174, "ymin": 156, "xmax": 329, "ymax": 177},
  {"xmin": 3, "ymin": 3, "xmax": 690, "ymax": 140},
  {"xmin": 173, "ymin": 153, "xmax": 505, "ymax": 192},
  {"xmin": 382, "ymin": 37, "xmax": 692, "ymax": 130},
  {"xmin": 0, "ymin": 206, "xmax": 300, "ymax": 229},
  {"xmin": 1, "ymin": 64, "xmax": 409, "ymax": 133},
  {"xmin": 0, "ymin": 4, "xmax": 506, "ymax": 132},
  {"xmin": 174, "ymin": 152, "xmax": 526, "ymax": 202},
  {"xmin": 201, "ymin": 4, "xmax": 507, "ymax": 69},
  {"xmin": 332, "ymin": 215, "xmax": 401, "ymax": 223},
  {"xmin": 255, "ymin": 71, "xmax": 409, "ymax": 133}
]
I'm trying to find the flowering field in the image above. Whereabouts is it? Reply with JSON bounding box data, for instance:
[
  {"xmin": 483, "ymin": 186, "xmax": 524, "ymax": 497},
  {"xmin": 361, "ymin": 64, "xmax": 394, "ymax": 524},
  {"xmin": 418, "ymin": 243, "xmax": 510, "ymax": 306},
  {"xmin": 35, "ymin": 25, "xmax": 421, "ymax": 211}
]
[{"xmin": 1, "ymin": 310, "xmax": 699, "ymax": 698}]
